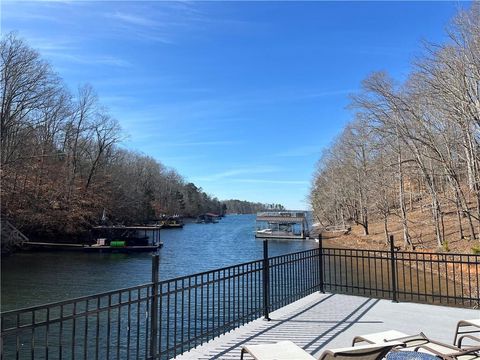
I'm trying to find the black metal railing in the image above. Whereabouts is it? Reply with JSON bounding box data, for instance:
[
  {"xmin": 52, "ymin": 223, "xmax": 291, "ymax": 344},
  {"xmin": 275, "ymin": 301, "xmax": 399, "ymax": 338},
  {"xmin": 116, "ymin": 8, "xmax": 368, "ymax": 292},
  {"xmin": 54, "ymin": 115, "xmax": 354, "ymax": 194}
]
[
  {"xmin": 1, "ymin": 237, "xmax": 479, "ymax": 359},
  {"xmin": 321, "ymin": 235, "xmax": 480, "ymax": 308}
]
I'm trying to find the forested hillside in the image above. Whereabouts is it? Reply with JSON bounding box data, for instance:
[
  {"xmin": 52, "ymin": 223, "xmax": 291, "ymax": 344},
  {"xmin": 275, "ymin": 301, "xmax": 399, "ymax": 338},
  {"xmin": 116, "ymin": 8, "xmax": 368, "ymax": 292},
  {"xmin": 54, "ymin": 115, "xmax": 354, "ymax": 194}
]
[
  {"xmin": 1, "ymin": 33, "xmax": 233, "ymax": 241},
  {"xmin": 310, "ymin": 4, "xmax": 480, "ymax": 250}
]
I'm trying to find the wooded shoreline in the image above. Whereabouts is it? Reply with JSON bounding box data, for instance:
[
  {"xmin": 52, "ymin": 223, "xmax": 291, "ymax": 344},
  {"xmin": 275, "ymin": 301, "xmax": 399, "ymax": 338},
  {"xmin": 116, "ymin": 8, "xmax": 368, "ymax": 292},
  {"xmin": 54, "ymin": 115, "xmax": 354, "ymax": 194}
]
[{"xmin": 310, "ymin": 4, "xmax": 480, "ymax": 253}]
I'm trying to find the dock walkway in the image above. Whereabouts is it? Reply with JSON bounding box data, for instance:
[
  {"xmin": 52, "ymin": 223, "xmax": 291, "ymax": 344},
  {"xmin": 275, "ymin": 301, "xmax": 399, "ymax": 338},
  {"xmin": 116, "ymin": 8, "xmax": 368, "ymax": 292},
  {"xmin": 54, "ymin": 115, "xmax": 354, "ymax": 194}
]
[{"xmin": 176, "ymin": 293, "xmax": 478, "ymax": 359}]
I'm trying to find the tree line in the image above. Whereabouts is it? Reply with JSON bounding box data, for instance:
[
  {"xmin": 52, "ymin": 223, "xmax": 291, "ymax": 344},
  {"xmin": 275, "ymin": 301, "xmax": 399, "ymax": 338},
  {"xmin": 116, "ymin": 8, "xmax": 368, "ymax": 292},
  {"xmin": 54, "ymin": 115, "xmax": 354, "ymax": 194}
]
[
  {"xmin": 0, "ymin": 33, "xmax": 273, "ymax": 242},
  {"xmin": 310, "ymin": 4, "xmax": 480, "ymax": 249},
  {"xmin": 222, "ymin": 200, "xmax": 285, "ymax": 214}
]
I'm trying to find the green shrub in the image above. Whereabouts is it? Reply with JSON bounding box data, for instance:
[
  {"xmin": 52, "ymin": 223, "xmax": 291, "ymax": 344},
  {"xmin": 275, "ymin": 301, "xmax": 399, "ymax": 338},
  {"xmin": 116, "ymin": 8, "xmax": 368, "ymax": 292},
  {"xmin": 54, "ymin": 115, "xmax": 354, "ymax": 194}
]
[
  {"xmin": 472, "ymin": 245, "xmax": 480, "ymax": 254},
  {"xmin": 441, "ymin": 240, "xmax": 450, "ymax": 252}
]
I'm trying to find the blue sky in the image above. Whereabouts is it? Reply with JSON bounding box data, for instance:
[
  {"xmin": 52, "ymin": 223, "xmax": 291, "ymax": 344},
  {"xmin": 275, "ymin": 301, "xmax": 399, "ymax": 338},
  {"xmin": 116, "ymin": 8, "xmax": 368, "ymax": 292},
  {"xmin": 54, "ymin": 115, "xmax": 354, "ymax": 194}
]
[{"xmin": 1, "ymin": 1, "xmax": 465, "ymax": 209}]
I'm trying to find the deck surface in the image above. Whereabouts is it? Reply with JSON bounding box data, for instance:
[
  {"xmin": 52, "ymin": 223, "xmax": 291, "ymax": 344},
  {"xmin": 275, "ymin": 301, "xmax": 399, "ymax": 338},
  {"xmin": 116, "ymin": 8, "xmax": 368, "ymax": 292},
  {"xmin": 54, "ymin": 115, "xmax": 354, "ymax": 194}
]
[{"xmin": 175, "ymin": 293, "xmax": 479, "ymax": 359}]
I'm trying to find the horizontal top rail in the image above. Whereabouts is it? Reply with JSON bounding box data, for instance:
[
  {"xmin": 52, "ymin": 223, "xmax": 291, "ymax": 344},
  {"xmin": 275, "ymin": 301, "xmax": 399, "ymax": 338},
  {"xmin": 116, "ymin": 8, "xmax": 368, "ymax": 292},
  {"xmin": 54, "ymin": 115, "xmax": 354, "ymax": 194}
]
[
  {"xmin": 323, "ymin": 246, "xmax": 480, "ymax": 258},
  {"xmin": 267, "ymin": 248, "xmax": 317, "ymax": 261}
]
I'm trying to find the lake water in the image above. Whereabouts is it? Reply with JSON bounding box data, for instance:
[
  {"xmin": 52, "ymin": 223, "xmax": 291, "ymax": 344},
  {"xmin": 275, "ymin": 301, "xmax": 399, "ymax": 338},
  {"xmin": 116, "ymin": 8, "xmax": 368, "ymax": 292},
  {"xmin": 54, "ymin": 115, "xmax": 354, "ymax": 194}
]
[{"xmin": 1, "ymin": 214, "xmax": 317, "ymax": 311}]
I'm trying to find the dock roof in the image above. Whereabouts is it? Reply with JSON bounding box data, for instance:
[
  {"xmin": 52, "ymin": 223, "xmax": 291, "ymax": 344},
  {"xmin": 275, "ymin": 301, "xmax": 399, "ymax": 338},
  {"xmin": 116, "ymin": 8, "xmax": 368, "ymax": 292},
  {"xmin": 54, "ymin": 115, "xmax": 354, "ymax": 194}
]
[
  {"xmin": 256, "ymin": 215, "xmax": 306, "ymax": 222},
  {"xmin": 92, "ymin": 225, "xmax": 162, "ymax": 230}
]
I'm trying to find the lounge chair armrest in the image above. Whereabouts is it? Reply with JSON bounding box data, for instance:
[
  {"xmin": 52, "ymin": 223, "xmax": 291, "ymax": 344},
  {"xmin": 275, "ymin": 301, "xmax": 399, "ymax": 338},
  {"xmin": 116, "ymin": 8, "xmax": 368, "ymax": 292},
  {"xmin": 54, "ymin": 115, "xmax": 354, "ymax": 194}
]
[
  {"xmin": 455, "ymin": 346, "xmax": 480, "ymax": 355},
  {"xmin": 458, "ymin": 335, "xmax": 480, "ymax": 348},
  {"xmin": 416, "ymin": 344, "xmax": 480, "ymax": 360},
  {"xmin": 388, "ymin": 333, "xmax": 429, "ymax": 348},
  {"xmin": 414, "ymin": 345, "xmax": 444, "ymax": 357}
]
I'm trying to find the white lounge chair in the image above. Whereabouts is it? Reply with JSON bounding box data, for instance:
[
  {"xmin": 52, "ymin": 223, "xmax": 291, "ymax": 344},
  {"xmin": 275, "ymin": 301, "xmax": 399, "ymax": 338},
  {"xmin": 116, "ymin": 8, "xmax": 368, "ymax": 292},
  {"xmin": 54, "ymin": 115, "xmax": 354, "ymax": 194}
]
[
  {"xmin": 240, "ymin": 340, "xmax": 403, "ymax": 360},
  {"xmin": 352, "ymin": 330, "xmax": 480, "ymax": 360},
  {"xmin": 353, "ymin": 330, "xmax": 411, "ymax": 346}
]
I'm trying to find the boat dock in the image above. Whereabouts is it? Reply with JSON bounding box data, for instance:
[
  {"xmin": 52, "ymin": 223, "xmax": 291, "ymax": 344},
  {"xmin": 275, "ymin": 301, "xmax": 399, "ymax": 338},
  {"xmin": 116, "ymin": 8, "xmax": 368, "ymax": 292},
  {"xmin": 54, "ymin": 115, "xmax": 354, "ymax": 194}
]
[
  {"xmin": 23, "ymin": 225, "xmax": 164, "ymax": 252},
  {"xmin": 255, "ymin": 211, "xmax": 310, "ymax": 239}
]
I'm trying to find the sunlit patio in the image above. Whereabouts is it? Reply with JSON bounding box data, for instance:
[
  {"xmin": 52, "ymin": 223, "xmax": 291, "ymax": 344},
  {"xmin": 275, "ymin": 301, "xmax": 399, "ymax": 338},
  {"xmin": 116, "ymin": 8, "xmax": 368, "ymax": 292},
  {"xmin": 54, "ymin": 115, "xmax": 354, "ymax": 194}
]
[{"xmin": 176, "ymin": 293, "xmax": 478, "ymax": 360}]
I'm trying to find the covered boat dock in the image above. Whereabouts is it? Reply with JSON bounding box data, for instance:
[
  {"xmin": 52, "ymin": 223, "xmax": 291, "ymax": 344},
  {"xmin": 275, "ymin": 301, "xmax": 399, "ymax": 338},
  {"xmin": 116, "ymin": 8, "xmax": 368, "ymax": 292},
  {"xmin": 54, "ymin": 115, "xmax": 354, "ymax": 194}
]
[{"xmin": 255, "ymin": 211, "xmax": 310, "ymax": 239}]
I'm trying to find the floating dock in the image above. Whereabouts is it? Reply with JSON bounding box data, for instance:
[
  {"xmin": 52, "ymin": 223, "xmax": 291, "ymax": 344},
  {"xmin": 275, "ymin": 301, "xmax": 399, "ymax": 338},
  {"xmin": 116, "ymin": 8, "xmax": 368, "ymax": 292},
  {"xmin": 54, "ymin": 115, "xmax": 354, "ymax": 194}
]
[
  {"xmin": 23, "ymin": 225, "xmax": 164, "ymax": 253},
  {"xmin": 23, "ymin": 242, "xmax": 163, "ymax": 252}
]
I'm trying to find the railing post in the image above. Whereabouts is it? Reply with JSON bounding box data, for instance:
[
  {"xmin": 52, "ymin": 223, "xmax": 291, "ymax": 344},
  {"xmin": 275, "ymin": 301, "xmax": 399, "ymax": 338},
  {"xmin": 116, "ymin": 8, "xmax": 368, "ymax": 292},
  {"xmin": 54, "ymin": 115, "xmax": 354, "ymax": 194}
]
[
  {"xmin": 318, "ymin": 234, "xmax": 325, "ymax": 293},
  {"xmin": 389, "ymin": 235, "xmax": 398, "ymax": 303},
  {"xmin": 262, "ymin": 240, "xmax": 271, "ymax": 321},
  {"xmin": 150, "ymin": 254, "xmax": 159, "ymax": 356}
]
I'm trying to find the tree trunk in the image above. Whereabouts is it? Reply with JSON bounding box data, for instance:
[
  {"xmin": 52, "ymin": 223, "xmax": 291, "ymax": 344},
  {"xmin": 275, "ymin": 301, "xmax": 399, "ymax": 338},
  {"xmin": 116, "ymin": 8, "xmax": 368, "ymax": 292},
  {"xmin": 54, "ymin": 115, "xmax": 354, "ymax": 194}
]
[{"xmin": 397, "ymin": 143, "xmax": 411, "ymax": 248}]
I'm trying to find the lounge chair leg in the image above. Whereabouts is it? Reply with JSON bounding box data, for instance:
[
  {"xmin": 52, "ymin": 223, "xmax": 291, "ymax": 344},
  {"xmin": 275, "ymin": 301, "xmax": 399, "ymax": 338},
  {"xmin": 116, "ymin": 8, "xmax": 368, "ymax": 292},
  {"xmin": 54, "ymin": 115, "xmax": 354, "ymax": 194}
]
[{"xmin": 454, "ymin": 322, "xmax": 461, "ymax": 346}]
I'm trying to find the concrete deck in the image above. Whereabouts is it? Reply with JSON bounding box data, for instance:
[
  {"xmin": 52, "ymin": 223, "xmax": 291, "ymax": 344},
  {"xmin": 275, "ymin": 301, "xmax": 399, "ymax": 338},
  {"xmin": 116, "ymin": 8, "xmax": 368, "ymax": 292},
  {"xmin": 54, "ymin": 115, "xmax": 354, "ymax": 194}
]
[{"xmin": 176, "ymin": 293, "xmax": 479, "ymax": 359}]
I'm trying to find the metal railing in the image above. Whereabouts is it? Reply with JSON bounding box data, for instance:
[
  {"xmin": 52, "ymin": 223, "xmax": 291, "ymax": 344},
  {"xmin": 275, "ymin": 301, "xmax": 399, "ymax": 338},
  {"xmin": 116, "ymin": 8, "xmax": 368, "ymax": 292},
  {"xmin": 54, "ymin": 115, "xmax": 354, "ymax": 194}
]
[
  {"xmin": 321, "ymin": 235, "xmax": 480, "ymax": 307},
  {"xmin": 1, "ymin": 236, "xmax": 479, "ymax": 359}
]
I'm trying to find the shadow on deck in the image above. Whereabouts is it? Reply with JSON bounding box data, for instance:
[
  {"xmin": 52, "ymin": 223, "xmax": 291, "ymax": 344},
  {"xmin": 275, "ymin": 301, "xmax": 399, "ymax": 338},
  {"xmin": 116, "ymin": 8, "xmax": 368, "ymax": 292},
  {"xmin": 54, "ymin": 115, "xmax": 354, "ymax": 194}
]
[{"xmin": 176, "ymin": 293, "xmax": 478, "ymax": 359}]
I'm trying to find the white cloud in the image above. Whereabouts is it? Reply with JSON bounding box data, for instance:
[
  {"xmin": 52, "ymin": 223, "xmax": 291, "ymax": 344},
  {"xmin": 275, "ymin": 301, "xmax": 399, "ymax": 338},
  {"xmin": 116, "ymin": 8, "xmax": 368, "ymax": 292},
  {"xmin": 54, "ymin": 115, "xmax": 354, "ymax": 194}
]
[
  {"xmin": 157, "ymin": 140, "xmax": 242, "ymax": 148},
  {"xmin": 233, "ymin": 179, "xmax": 309, "ymax": 185},
  {"xmin": 275, "ymin": 145, "xmax": 321, "ymax": 158},
  {"xmin": 107, "ymin": 11, "xmax": 159, "ymax": 27},
  {"xmin": 193, "ymin": 166, "xmax": 281, "ymax": 182},
  {"xmin": 51, "ymin": 53, "xmax": 132, "ymax": 67}
]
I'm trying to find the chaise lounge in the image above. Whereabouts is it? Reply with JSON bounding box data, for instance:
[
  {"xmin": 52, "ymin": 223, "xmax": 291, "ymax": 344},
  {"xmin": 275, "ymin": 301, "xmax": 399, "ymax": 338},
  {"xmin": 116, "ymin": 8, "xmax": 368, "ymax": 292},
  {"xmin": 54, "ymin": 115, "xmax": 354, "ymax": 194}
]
[
  {"xmin": 240, "ymin": 340, "xmax": 403, "ymax": 360},
  {"xmin": 352, "ymin": 330, "xmax": 480, "ymax": 360}
]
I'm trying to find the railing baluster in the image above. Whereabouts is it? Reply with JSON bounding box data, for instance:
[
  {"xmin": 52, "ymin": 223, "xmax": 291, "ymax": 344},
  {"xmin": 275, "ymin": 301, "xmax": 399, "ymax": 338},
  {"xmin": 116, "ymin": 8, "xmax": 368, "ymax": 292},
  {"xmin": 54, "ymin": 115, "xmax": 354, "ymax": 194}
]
[
  {"xmin": 389, "ymin": 235, "xmax": 398, "ymax": 303},
  {"xmin": 116, "ymin": 294, "xmax": 121, "ymax": 360},
  {"xmin": 174, "ymin": 280, "xmax": 178, "ymax": 358},
  {"xmin": 144, "ymin": 288, "xmax": 149, "ymax": 360},
  {"xmin": 222, "ymin": 269, "xmax": 226, "ymax": 328},
  {"xmin": 437, "ymin": 255, "xmax": 442, "ymax": 304},
  {"xmin": 444, "ymin": 255, "xmax": 449, "ymax": 306},
  {"xmin": 262, "ymin": 240, "xmax": 270, "ymax": 320},
  {"xmin": 460, "ymin": 255, "xmax": 465, "ymax": 304},
  {"xmin": 248, "ymin": 264, "xmax": 253, "ymax": 321},
  {"xmin": 71, "ymin": 302, "xmax": 76, "ymax": 360},
  {"xmin": 194, "ymin": 275, "xmax": 198, "ymax": 348},
  {"xmin": 227, "ymin": 268, "xmax": 231, "ymax": 330},
  {"xmin": 464, "ymin": 255, "xmax": 472, "ymax": 306},
  {"xmin": 206, "ymin": 272, "xmax": 209, "ymax": 342},
  {"xmin": 95, "ymin": 298, "xmax": 99, "ymax": 360},
  {"xmin": 409, "ymin": 252, "xmax": 413, "ymax": 302},
  {"xmin": 16, "ymin": 327, "xmax": 20, "ymax": 360},
  {"xmin": 452, "ymin": 255, "xmax": 458, "ymax": 304},
  {"xmin": 350, "ymin": 249, "xmax": 354, "ymax": 294},
  {"xmin": 136, "ymin": 289, "xmax": 140, "ymax": 360},
  {"xmin": 84, "ymin": 300, "xmax": 88, "ymax": 360},
  {"xmin": 373, "ymin": 251, "xmax": 378, "ymax": 298},
  {"xmin": 181, "ymin": 278, "xmax": 185, "ymax": 355},
  {"xmin": 187, "ymin": 277, "xmax": 192, "ymax": 351},
  {"xmin": 150, "ymin": 255, "xmax": 159, "ymax": 358},
  {"xmin": 159, "ymin": 283, "xmax": 163, "ymax": 357},
  {"xmin": 166, "ymin": 281, "xmax": 171, "ymax": 356},
  {"xmin": 236, "ymin": 265, "xmax": 240, "ymax": 325},
  {"xmin": 127, "ymin": 291, "xmax": 131, "ymax": 360},
  {"xmin": 59, "ymin": 305, "xmax": 63, "ymax": 360}
]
